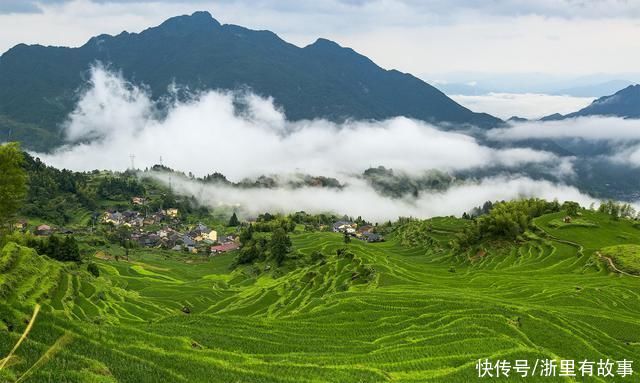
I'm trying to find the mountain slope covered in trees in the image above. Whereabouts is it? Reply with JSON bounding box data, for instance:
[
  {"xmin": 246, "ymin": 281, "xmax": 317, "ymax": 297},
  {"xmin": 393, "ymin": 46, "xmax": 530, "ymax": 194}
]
[{"xmin": 0, "ymin": 11, "xmax": 500, "ymax": 150}]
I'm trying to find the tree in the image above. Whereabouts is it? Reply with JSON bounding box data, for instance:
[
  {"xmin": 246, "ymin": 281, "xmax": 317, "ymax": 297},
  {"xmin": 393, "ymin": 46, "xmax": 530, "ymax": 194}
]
[
  {"xmin": 87, "ymin": 262, "xmax": 100, "ymax": 277},
  {"xmin": 343, "ymin": 232, "xmax": 351, "ymax": 244},
  {"xmin": 270, "ymin": 228, "xmax": 291, "ymax": 266},
  {"xmin": 239, "ymin": 224, "xmax": 254, "ymax": 245},
  {"xmin": 562, "ymin": 201, "xmax": 580, "ymax": 217},
  {"xmin": 228, "ymin": 212, "xmax": 240, "ymax": 227},
  {"xmin": 38, "ymin": 235, "xmax": 81, "ymax": 262},
  {"xmin": 0, "ymin": 143, "xmax": 27, "ymax": 230}
]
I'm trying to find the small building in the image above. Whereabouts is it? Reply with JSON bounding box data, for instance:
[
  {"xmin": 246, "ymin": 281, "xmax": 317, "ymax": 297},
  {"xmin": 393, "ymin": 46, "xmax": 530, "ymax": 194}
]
[
  {"xmin": 132, "ymin": 196, "xmax": 146, "ymax": 205},
  {"xmin": 102, "ymin": 211, "xmax": 124, "ymax": 225},
  {"xmin": 333, "ymin": 221, "xmax": 357, "ymax": 234},
  {"xmin": 563, "ymin": 216, "xmax": 572, "ymax": 223},
  {"xmin": 166, "ymin": 208, "xmax": 179, "ymax": 218},
  {"xmin": 182, "ymin": 235, "xmax": 196, "ymax": 247},
  {"xmin": 15, "ymin": 219, "xmax": 28, "ymax": 230},
  {"xmin": 210, "ymin": 242, "xmax": 240, "ymax": 254},
  {"xmin": 357, "ymin": 225, "xmax": 373, "ymax": 234},
  {"xmin": 362, "ymin": 232, "xmax": 383, "ymax": 243},
  {"xmin": 35, "ymin": 224, "xmax": 52, "ymax": 236}
]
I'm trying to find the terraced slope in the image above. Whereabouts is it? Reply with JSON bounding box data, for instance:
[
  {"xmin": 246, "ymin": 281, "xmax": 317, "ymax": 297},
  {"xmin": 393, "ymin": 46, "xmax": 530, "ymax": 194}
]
[{"xmin": 2, "ymin": 213, "xmax": 640, "ymax": 382}]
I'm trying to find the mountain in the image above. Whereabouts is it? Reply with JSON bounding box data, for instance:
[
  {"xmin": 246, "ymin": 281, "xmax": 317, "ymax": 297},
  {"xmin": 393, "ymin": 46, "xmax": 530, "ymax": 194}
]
[
  {"xmin": 540, "ymin": 84, "xmax": 640, "ymax": 120},
  {"xmin": 0, "ymin": 11, "xmax": 500, "ymax": 150},
  {"xmin": 565, "ymin": 84, "xmax": 640, "ymax": 119},
  {"xmin": 434, "ymin": 82, "xmax": 490, "ymax": 96}
]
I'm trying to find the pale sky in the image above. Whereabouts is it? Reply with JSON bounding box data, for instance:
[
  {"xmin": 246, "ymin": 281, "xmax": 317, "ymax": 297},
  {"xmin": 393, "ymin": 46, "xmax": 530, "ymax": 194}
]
[{"xmin": 1, "ymin": 0, "xmax": 640, "ymax": 77}]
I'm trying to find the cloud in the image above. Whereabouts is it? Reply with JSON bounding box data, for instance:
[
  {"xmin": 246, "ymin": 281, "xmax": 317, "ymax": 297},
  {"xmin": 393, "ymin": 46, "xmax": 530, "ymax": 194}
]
[
  {"xmin": 149, "ymin": 171, "xmax": 599, "ymax": 222},
  {"xmin": 450, "ymin": 93, "xmax": 594, "ymax": 120},
  {"xmin": 28, "ymin": 66, "xmax": 600, "ymax": 220},
  {"xmin": 488, "ymin": 116, "xmax": 640, "ymax": 141},
  {"xmin": 1, "ymin": 1, "xmax": 640, "ymax": 76},
  {"xmin": 0, "ymin": 1, "xmax": 43, "ymax": 14},
  {"xmin": 37, "ymin": 66, "xmax": 561, "ymax": 180},
  {"xmin": 10, "ymin": 0, "xmax": 640, "ymax": 18}
]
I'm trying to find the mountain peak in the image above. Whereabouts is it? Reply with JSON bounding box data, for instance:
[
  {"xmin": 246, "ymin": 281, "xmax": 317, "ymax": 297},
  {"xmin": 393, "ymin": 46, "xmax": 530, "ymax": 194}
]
[
  {"xmin": 306, "ymin": 38, "xmax": 343, "ymax": 50},
  {"xmin": 157, "ymin": 11, "xmax": 221, "ymax": 32},
  {"xmin": 617, "ymin": 83, "xmax": 640, "ymax": 94}
]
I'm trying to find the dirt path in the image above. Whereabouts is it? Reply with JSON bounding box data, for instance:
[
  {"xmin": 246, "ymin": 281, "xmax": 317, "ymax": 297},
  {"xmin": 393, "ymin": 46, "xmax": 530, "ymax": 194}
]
[
  {"xmin": 596, "ymin": 252, "xmax": 640, "ymax": 278},
  {"xmin": 533, "ymin": 221, "xmax": 640, "ymax": 278}
]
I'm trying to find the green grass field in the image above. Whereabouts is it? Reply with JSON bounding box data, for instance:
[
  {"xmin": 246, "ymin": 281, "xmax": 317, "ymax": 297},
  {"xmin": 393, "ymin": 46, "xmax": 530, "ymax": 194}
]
[{"xmin": 2, "ymin": 211, "xmax": 640, "ymax": 382}]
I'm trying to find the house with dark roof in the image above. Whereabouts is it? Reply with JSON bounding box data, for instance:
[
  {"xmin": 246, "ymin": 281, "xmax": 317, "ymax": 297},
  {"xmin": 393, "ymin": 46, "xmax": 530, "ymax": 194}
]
[{"xmin": 362, "ymin": 232, "xmax": 383, "ymax": 243}]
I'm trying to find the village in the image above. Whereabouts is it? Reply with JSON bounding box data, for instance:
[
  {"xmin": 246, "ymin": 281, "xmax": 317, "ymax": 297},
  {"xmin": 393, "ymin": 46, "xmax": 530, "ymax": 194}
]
[
  {"xmin": 331, "ymin": 221, "xmax": 384, "ymax": 242},
  {"xmin": 15, "ymin": 195, "xmax": 383, "ymax": 258},
  {"xmin": 100, "ymin": 197, "xmax": 241, "ymax": 255}
]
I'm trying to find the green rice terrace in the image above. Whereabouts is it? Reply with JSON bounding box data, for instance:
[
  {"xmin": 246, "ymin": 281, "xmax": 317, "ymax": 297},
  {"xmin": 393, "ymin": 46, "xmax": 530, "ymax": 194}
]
[{"xmin": 1, "ymin": 209, "xmax": 640, "ymax": 382}]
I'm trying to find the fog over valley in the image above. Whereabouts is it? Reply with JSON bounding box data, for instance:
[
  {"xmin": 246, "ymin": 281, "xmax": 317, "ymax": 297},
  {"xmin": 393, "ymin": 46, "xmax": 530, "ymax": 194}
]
[{"xmin": 32, "ymin": 66, "xmax": 639, "ymax": 220}]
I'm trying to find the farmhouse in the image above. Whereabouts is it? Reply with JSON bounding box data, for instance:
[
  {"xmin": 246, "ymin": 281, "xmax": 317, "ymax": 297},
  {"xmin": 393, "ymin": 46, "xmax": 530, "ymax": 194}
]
[
  {"xmin": 102, "ymin": 211, "xmax": 124, "ymax": 225},
  {"xmin": 35, "ymin": 224, "xmax": 52, "ymax": 236},
  {"xmin": 15, "ymin": 219, "xmax": 28, "ymax": 229},
  {"xmin": 188, "ymin": 223, "xmax": 217, "ymax": 242},
  {"xmin": 333, "ymin": 221, "xmax": 357, "ymax": 234},
  {"xmin": 362, "ymin": 232, "xmax": 384, "ymax": 243},
  {"xmin": 166, "ymin": 208, "xmax": 179, "ymax": 218},
  {"xmin": 210, "ymin": 242, "xmax": 240, "ymax": 254},
  {"xmin": 131, "ymin": 196, "xmax": 146, "ymax": 205}
]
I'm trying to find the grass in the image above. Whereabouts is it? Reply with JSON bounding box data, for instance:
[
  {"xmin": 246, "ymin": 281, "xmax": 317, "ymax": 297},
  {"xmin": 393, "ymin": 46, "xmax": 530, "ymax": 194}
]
[
  {"xmin": 1, "ymin": 210, "xmax": 640, "ymax": 382},
  {"xmin": 600, "ymin": 244, "xmax": 640, "ymax": 275}
]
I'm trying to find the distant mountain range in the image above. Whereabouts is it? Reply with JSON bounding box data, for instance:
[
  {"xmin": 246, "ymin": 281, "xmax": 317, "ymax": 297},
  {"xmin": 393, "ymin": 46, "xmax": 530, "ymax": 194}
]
[
  {"xmin": 552, "ymin": 80, "xmax": 635, "ymax": 98},
  {"xmin": 0, "ymin": 11, "xmax": 500, "ymax": 151},
  {"xmin": 433, "ymin": 75, "xmax": 638, "ymax": 98},
  {"xmin": 541, "ymin": 85, "xmax": 640, "ymax": 120}
]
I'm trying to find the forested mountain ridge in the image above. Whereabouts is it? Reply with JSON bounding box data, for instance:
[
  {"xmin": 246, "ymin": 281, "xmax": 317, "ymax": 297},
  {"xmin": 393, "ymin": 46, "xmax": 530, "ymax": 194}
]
[{"xmin": 0, "ymin": 11, "xmax": 500, "ymax": 151}]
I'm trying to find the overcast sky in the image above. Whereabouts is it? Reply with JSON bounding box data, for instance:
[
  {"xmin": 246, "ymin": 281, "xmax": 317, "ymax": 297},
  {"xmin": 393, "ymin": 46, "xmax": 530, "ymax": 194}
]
[{"xmin": 1, "ymin": 0, "xmax": 640, "ymax": 78}]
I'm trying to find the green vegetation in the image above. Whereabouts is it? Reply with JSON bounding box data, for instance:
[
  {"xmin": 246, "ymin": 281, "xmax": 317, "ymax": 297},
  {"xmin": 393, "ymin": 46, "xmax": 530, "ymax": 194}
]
[
  {"xmin": 2, "ymin": 204, "xmax": 640, "ymax": 382},
  {"xmin": 456, "ymin": 198, "xmax": 562, "ymax": 247},
  {"xmin": 2, "ymin": 158, "xmax": 640, "ymax": 382},
  {"xmin": 0, "ymin": 143, "xmax": 27, "ymax": 231},
  {"xmin": 600, "ymin": 245, "xmax": 640, "ymax": 275}
]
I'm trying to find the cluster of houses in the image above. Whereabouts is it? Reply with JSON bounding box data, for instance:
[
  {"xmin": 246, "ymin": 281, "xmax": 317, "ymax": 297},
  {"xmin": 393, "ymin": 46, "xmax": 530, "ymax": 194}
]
[
  {"xmin": 14, "ymin": 220, "xmax": 76, "ymax": 237},
  {"xmin": 101, "ymin": 207, "xmax": 239, "ymax": 255},
  {"xmin": 332, "ymin": 221, "xmax": 383, "ymax": 242},
  {"xmin": 102, "ymin": 207, "xmax": 179, "ymax": 228}
]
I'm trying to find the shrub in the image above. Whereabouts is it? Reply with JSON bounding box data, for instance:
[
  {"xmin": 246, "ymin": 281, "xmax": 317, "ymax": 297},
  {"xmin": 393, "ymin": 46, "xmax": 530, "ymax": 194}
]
[{"xmin": 87, "ymin": 262, "xmax": 100, "ymax": 277}]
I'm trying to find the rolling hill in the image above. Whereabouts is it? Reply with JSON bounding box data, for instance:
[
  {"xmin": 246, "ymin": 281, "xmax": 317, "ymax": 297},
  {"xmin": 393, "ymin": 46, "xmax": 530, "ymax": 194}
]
[
  {"xmin": 0, "ymin": 11, "xmax": 500, "ymax": 151},
  {"xmin": 1, "ymin": 210, "xmax": 640, "ymax": 382}
]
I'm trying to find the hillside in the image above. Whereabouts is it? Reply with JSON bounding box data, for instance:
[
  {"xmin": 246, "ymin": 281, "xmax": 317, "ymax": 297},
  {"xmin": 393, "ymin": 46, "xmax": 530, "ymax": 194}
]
[
  {"xmin": 0, "ymin": 11, "xmax": 500, "ymax": 151},
  {"xmin": 2, "ymin": 208, "xmax": 640, "ymax": 382},
  {"xmin": 541, "ymin": 84, "xmax": 640, "ymax": 120}
]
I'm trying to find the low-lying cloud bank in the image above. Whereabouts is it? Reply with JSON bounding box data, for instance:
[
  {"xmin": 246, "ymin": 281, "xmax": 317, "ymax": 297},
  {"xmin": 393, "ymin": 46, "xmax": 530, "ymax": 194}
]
[
  {"xmin": 450, "ymin": 92, "xmax": 594, "ymax": 120},
  {"xmin": 150, "ymin": 172, "xmax": 598, "ymax": 222},
  {"xmin": 31, "ymin": 66, "xmax": 635, "ymax": 220},
  {"xmin": 488, "ymin": 116, "xmax": 640, "ymax": 167},
  {"xmin": 489, "ymin": 116, "xmax": 640, "ymax": 141},
  {"xmin": 39, "ymin": 66, "xmax": 560, "ymax": 179}
]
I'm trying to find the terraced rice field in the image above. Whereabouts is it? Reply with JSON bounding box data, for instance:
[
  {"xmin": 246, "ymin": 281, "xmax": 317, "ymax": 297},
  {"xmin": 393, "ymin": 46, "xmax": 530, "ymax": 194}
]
[{"xmin": 2, "ymin": 213, "xmax": 640, "ymax": 382}]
